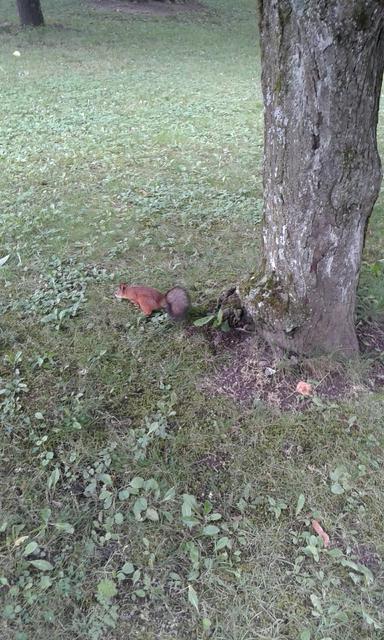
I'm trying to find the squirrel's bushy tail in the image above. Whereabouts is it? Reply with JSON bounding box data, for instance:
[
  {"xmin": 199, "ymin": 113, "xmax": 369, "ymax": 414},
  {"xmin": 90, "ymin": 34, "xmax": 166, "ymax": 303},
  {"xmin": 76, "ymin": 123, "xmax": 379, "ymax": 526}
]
[{"xmin": 164, "ymin": 287, "xmax": 190, "ymax": 320}]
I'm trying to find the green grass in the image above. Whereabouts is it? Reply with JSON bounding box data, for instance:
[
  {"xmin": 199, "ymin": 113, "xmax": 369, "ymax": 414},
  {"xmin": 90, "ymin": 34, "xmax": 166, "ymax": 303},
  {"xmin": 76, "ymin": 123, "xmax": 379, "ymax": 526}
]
[{"xmin": 1, "ymin": 1, "xmax": 384, "ymax": 639}]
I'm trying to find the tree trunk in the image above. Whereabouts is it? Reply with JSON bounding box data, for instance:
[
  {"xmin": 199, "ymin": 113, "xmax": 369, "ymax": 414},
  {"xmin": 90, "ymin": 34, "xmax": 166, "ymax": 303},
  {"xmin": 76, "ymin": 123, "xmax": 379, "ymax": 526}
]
[
  {"xmin": 16, "ymin": 0, "xmax": 44, "ymax": 27},
  {"xmin": 246, "ymin": 1, "xmax": 384, "ymax": 355}
]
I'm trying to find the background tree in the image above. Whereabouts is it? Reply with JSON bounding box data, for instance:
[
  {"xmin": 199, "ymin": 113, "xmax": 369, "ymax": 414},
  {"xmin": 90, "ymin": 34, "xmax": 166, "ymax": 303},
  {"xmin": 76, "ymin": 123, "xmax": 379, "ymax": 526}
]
[
  {"xmin": 16, "ymin": 0, "xmax": 44, "ymax": 27},
  {"xmin": 244, "ymin": 1, "xmax": 384, "ymax": 355}
]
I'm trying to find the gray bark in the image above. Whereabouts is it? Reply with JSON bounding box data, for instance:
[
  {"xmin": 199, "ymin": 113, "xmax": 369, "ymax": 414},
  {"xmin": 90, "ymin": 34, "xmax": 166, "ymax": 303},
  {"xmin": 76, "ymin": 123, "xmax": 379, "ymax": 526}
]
[
  {"xmin": 16, "ymin": 0, "xmax": 44, "ymax": 26},
  {"xmin": 247, "ymin": 0, "xmax": 384, "ymax": 355}
]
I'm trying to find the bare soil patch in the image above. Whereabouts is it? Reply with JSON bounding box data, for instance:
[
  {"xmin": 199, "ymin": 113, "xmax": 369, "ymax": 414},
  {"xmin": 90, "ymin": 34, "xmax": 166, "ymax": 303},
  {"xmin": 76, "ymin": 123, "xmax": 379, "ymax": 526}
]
[
  {"xmin": 88, "ymin": 0, "xmax": 206, "ymax": 16},
  {"xmin": 202, "ymin": 320, "xmax": 384, "ymax": 410}
]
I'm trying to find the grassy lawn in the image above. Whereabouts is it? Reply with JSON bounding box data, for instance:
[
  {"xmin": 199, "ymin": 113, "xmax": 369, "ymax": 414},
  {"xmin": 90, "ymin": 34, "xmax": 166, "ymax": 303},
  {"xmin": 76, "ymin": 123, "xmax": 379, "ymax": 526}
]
[{"xmin": 1, "ymin": 1, "xmax": 384, "ymax": 638}]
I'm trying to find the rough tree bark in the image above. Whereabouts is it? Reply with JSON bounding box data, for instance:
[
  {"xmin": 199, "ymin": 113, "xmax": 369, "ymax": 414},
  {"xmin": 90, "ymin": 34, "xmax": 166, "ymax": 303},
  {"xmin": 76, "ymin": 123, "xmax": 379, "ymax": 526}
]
[
  {"xmin": 244, "ymin": 1, "xmax": 384, "ymax": 355},
  {"xmin": 16, "ymin": 0, "xmax": 44, "ymax": 27}
]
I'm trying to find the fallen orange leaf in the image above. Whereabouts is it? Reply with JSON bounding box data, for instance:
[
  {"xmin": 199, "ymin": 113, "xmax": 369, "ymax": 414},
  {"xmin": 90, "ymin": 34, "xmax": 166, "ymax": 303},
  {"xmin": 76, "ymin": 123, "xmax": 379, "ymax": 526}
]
[
  {"xmin": 296, "ymin": 381, "xmax": 313, "ymax": 396},
  {"xmin": 312, "ymin": 519, "xmax": 330, "ymax": 547}
]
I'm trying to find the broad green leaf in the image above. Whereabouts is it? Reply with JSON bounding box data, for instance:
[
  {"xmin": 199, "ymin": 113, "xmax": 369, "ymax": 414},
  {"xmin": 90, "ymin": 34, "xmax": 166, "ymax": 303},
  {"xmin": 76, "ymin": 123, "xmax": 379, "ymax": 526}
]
[
  {"xmin": 215, "ymin": 536, "xmax": 231, "ymax": 551},
  {"xmin": 340, "ymin": 559, "xmax": 359, "ymax": 572},
  {"xmin": 29, "ymin": 560, "xmax": 54, "ymax": 571},
  {"xmin": 40, "ymin": 507, "xmax": 51, "ymax": 525},
  {"xmin": 145, "ymin": 507, "xmax": 159, "ymax": 521},
  {"xmin": 53, "ymin": 522, "xmax": 74, "ymax": 534},
  {"xmin": 193, "ymin": 314, "xmax": 215, "ymax": 327},
  {"xmin": 207, "ymin": 512, "xmax": 222, "ymax": 521},
  {"xmin": 331, "ymin": 482, "xmax": 344, "ymax": 495},
  {"xmin": 84, "ymin": 481, "xmax": 97, "ymax": 496},
  {"xmin": 118, "ymin": 489, "xmax": 130, "ymax": 501},
  {"xmin": 47, "ymin": 467, "xmax": 60, "ymax": 490},
  {"xmin": 202, "ymin": 525, "xmax": 220, "ymax": 536},
  {"xmin": 40, "ymin": 575, "xmax": 52, "ymax": 590},
  {"xmin": 330, "ymin": 466, "xmax": 346, "ymax": 481},
  {"xmin": 341, "ymin": 559, "xmax": 373, "ymax": 582},
  {"xmin": 334, "ymin": 611, "xmax": 349, "ymax": 623},
  {"xmin": 310, "ymin": 593, "xmax": 322, "ymax": 612},
  {"xmin": 98, "ymin": 473, "xmax": 113, "ymax": 486},
  {"xmin": 130, "ymin": 476, "xmax": 145, "ymax": 489},
  {"xmin": 358, "ymin": 565, "xmax": 374, "ymax": 583},
  {"xmin": 203, "ymin": 501, "xmax": 212, "ymax": 515},
  {"xmin": 23, "ymin": 541, "xmax": 39, "ymax": 557},
  {"xmin": 188, "ymin": 584, "xmax": 199, "ymax": 612},
  {"xmin": 97, "ymin": 578, "xmax": 117, "ymax": 600},
  {"xmin": 143, "ymin": 478, "xmax": 159, "ymax": 492},
  {"xmin": 295, "ymin": 494, "xmax": 305, "ymax": 516},
  {"xmin": 133, "ymin": 497, "xmax": 147, "ymax": 520},
  {"xmin": 181, "ymin": 494, "xmax": 198, "ymax": 518},
  {"xmin": 121, "ymin": 562, "xmax": 134, "ymax": 575},
  {"xmin": 181, "ymin": 516, "xmax": 200, "ymax": 528},
  {"xmin": 327, "ymin": 548, "xmax": 343, "ymax": 558},
  {"xmin": 132, "ymin": 568, "xmax": 141, "ymax": 584},
  {"xmin": 101, "ymin": 492, "xmax": 113, "ymax": 509},
  {"xmin": 162, "ymin": 487, "xmax": 176, "ymax": 502},
  {"xmin": 188, "ymin": 542, "xmax": 200, "ymax": 565},
  {"xmin": 306, "ymin": 545, "xmax": 319, "ymax": 562}
]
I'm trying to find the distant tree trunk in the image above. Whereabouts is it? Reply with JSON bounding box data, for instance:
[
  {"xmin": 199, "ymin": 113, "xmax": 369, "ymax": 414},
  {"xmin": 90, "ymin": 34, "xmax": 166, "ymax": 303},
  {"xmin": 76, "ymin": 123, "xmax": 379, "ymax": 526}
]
[
  {"xmin": 245, "ymin": 1, "xmax": 384, "ymax": 355},
  {"xmin": 16, "ymin": 0, "xmax": 44, "ymax": 27}
]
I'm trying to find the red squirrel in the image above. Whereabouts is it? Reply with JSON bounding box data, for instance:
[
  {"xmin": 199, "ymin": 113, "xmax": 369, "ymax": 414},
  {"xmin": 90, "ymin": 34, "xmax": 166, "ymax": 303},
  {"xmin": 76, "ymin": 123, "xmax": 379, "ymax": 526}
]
[{"xmin": 114, "ymin": 284, "xmax": 190, "ymax": 320}]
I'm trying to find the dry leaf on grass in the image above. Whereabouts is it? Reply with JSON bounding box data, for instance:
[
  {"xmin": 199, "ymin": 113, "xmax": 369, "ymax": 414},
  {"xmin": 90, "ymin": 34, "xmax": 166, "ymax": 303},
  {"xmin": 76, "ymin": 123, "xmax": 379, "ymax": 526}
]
[
  {"xmin": 296, "ymin": 381, "xmax": 313, "ymax": 396},
  {"xmin": 312, "ymin": 519, "xmax": 330, "ymax": 547}
]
